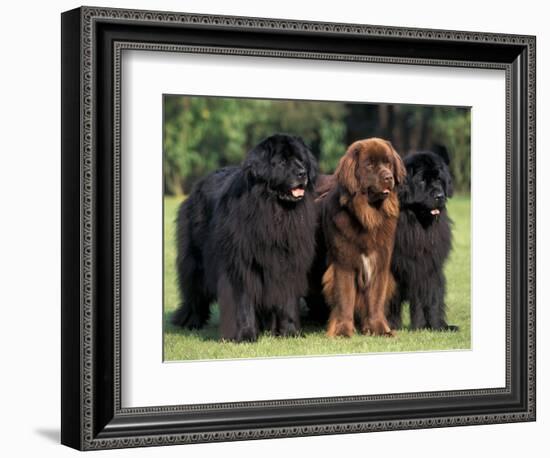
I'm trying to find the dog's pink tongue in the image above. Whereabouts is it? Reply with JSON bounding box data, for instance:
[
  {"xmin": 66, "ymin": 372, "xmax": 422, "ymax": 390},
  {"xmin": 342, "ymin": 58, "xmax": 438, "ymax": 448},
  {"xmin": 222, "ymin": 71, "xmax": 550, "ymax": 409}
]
[
  {"xmin": 431, "ymin": 209, "xmax": 440, "ymax": 215},
  {"xmin": 291, "ymin": 188, "xmax": 305, "ymax": 197}
]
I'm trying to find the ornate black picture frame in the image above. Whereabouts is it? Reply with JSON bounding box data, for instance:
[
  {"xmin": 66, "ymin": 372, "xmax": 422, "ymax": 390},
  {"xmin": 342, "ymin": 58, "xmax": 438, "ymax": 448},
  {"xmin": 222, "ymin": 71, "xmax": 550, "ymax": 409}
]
[{"xmin": 61, "ymin": 6, "xmax": 536, "ymax": 450}]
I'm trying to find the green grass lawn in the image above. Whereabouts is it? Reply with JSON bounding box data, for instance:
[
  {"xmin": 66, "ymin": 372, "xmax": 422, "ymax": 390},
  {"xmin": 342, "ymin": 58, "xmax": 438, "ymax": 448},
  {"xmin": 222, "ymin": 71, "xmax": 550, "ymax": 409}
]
[{"xmin": 163, "ymin": 195, "xmax": 471, "ymax": 361}]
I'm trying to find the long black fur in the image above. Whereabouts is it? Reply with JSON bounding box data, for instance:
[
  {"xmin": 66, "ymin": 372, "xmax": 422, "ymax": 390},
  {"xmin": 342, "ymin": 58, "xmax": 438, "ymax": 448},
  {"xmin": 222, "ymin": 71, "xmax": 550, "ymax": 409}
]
[
  {"xmin": 387, "ymin": 149, "xmax": 458, "ymax": 331},
  {"xmin": 171, "ymin": 134, "xmax": 318, "ymax": 342}
]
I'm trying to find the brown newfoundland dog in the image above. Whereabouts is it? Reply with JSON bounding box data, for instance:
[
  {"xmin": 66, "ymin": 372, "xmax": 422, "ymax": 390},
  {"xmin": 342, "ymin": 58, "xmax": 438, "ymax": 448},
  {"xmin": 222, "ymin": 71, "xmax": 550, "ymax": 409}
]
[{"xmin": 320, "ymin": 138, "xmax": 406, "ymax": 337}]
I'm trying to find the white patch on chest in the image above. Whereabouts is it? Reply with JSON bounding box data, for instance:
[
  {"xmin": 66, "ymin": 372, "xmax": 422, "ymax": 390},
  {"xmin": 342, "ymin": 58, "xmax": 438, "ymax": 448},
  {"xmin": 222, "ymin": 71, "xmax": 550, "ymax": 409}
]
[{"xmin": 361, "ymin": 254, "xmax": 374, "ymax": 283}]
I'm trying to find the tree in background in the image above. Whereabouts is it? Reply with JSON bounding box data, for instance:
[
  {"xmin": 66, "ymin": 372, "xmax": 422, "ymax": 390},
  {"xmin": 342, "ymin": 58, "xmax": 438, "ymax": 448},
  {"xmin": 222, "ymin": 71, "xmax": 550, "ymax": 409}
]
[
  {"xmin": 163, "ymin": 96, "xmax": 346, "ymax": 194},
  {"xmin": 163, "ymin": 96, "xmax": 470, "ymax": 195}
]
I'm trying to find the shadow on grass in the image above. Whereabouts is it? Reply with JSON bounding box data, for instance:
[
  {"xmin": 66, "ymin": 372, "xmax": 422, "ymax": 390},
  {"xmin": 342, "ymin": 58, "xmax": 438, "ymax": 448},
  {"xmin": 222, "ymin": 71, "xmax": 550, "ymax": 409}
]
[
  {"xmin": 164, "ymin": 305, "xmax": 329, "ymax": 343},
  {"xmin": 164, "ymin": 311, "xmax": 221, "ymax": 342}
]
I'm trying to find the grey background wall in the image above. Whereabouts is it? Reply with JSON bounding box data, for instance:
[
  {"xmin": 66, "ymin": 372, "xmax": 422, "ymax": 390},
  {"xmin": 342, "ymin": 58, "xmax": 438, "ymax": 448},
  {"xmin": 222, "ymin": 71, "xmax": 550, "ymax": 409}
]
[{"xmin": 0, "ymin": 0, "xmax": 545, "ymax": 456}]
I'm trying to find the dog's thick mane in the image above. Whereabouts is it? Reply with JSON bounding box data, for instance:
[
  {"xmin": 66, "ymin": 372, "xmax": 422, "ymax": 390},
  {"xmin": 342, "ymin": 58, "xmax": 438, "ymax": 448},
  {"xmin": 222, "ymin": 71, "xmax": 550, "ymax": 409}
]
[
  {"xmin": 336, "ymin": 186, "xmax": 400, "ymax": 231},
  {"xmin": 221, "ymin": 168, "xmax": 316, "ymax": 255}
]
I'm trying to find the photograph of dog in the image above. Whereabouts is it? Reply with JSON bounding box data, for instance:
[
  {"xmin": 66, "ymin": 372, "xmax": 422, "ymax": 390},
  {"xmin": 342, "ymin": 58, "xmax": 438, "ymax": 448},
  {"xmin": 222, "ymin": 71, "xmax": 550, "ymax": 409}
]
[{"xmin": 163, "ymin": 95, "xmax": 471, "ymax": 360}]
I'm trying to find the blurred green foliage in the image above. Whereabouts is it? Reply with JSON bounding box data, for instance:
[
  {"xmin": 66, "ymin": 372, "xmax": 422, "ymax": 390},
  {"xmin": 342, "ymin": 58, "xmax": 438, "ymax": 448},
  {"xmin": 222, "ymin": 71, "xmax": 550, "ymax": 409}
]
[
  {"xmin": 163, "ymin": 96, "xmax": 470, "ymax": 194},
  {"xmin": 431, "ymin": 107, "xmax": 472, "ymax": 194}
]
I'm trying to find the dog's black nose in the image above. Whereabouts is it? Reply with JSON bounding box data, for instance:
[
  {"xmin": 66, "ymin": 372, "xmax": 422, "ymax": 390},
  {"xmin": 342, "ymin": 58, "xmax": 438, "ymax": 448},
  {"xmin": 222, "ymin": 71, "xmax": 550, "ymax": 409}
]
[
  {"xmin": 297, "ymin": 170, "xmax": 306, "ymax": 179},
  {"xmin": 435, "ymin": 192, "xmax": 445, "ymax": 201}
]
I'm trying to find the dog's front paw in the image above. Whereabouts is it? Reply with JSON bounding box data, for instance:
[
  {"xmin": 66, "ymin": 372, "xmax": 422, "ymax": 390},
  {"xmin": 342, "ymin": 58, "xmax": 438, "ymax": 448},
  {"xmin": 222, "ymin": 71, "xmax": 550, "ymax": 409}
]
[
  {"xmin": 327, "ymin": 318, "xmax": 354, "ymax": 337},
  {"xmin": 279, "ymin": 321, "xmax": 302, "ymax": 338},
  {"xmin": 233, "ymin": 326, "xmax": 259, "ymax": 343},
  {"xmin": 387, "ymin": 316, "xmax": 403, "ymax": 331},
  {"xmin": 362, "ymin": 318, "xmax": 396, "ymax": 337},
  {"xmin": 430, "ymin": 320, "xmax": 459, "ymax": 332}
]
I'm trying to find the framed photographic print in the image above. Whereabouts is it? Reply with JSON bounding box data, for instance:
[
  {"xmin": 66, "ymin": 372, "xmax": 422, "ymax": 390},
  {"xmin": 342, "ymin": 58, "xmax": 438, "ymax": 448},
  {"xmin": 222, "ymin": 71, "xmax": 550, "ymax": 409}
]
[{"xmin": 61, "ymin": 6, "xmax": 536, "ymax": 450}]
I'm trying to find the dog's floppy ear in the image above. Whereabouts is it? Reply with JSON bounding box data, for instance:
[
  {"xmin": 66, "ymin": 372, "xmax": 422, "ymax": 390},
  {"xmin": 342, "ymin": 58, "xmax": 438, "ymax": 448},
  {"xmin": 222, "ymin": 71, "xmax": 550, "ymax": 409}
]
[
  {"xmin": 432, "ymin": 144, "xmax": 450, "ymax": 165},
  {"xmin": 431, "ymin": 145, "xmax": 454, "ymax": 197},
  {"xmin": 386, "ymin": 140, "xmax": 407, "ymax": 185},
  {"xmin": 443, "ymin": 166, "xmax": 454, "ymax": 198},
  {"xmin": 243, "ymin": 138, "xmax": 271, "ymax": 183},
  {"xmin": 335, "ymin": 142, "xmax": 360, "ymax": 194},
  {"xmin": 397, "ymin": 167, "xmax": 414, "ymax": 205},
  {"xmin": 440, "ymin": 149, "xmax": 454, "ymax": 198},
  {"xmin": 293, "ymin": 135, "xmax": 318, "ymax": 187}
]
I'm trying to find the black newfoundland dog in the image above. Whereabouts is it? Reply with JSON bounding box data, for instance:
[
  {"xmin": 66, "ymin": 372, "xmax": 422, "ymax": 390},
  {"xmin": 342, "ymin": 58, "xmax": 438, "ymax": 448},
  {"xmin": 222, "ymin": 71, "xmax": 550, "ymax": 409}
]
[
  {"xmin": 387, "ymin": 148, "xmax": 458, "ymax": 331},
  {"xmin": 171, "ymin": 134, "xmax": 318, "ymax": 342}
]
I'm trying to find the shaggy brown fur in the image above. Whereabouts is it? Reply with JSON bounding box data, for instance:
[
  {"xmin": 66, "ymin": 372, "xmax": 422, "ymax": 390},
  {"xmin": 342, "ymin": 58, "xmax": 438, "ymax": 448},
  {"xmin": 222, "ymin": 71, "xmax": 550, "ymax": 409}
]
[{"xmin": 321, "ymin": 138, "xmax": 406, "ymax": 337}]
